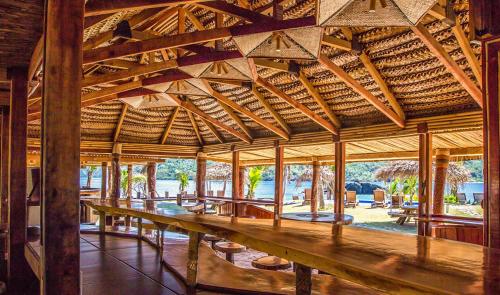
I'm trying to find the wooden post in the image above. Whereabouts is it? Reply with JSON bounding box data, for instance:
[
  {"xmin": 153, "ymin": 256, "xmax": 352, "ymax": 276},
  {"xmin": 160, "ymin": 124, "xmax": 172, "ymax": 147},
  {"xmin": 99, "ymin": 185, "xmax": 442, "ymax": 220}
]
[
  {"xmin": 107, "ymin": 165, "xmax": 112, "ymax": 196},
  {"xmin": 196, "ymin": 153, "xmax": 207, "ymax": 198},
  {"xmin": 311, "ymin": 160, "xmax": 320, "ymax": 213},
  {"xmin": 99, "ymin": 211, "xmax": 106, "ymax": 233},
  {"xmin": 0, "ymin": 108, "xmax": 9, "ymax": 225},
  {"xmin": 127, "ymin": 164, "xmax": 133, "ymax": 200},
  {"xmin": 186, "ymin": 231, "xmax": 202, "ymax": 290},
  {"xmin": 40, "ymin": 1, "xmax": 85, "ymax": 293},
  {"xmin": 239, "ymin": 167, "xmax": 245, "ymax": 199},
  {"xmin": 100, "ymin": 162, "xmax": 107, "ymax": 200},
  {"xmin": 110, "ymin": 144, "xmax": 122, "ymax": 201},
  {"xmin": 295, "ymin": 263, "xmax": 312, "ymax": 295},
  {"xmin": 418, "ymin": 123, "xmax": 432, "ymax": 236},
  {"xmin": 7, "ymin": 67, "xmax": 30, "ymax": 293},
  {"xmin": 274, "ymin": 143, "xmax": 285, "ymax": 225},
  {"xmin": 433, "ymin": 149, "xmax": 450, "ymax": 215},
  {"xmin": 232, "ymin": 149, "xmax": 240, "ymax": 216},
  {"xmin": 334, "ymin": 137, "xmax": 346, "ymax": 215},
  {"xmin": 147, "ymin": 162, "xmax": 157, "ymax": 198}
]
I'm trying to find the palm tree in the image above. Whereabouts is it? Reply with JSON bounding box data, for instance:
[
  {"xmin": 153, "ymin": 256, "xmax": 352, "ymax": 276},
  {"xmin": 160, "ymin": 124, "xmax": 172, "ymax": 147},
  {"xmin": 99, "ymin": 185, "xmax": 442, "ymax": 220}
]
[
  {"xmin": 402, "ymin": 176, "xmax": 417, "ymax": 204},
  {"xmin": 121, "ymin": 170, "xmax": 147, "ymax": 196},
  {"xmin": 247, "ymin": 166, "xmax": 265, "ymax": 199},
  {"xmin": 177, "ymin": 172, "xmax": 189, "ymax": 192}
]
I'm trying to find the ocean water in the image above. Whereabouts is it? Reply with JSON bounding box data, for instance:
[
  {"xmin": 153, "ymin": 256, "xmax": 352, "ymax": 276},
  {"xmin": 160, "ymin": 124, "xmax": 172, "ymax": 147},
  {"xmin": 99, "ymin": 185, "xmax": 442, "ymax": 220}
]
[{"xmin": 82, "ymin": 178, "xmax": 484, "ymax": 203}]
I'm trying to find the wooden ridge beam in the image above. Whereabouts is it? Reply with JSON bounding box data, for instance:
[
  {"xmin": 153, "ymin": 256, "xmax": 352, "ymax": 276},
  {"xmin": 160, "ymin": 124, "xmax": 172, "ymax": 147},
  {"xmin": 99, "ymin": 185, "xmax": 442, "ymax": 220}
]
[
  {"xmin": 203, "ymin": 80, "xmax": 289, "ymax": 140},
  {"xmin": 114, "ymin": 104, "xmax": 128, "ymax": 142},
  {"xmin": 255, "ymin": 76, "xmax": 339, "ymax": 134},
  {"xmin": 298, "ymin": 71, "xmax": 342, "ymax": 128},
  {"xmin": 85, "ymin": 0, "xmax": 210, "ymax": 16},
  {"xmin": 187, "ymin": 110, "xmax": 204, "ymax": 145},
  {"xmin": 411, "ymin": 24, "xmax": 482, "ymax": 107},
  {"xmin": 168, "ymin": 94, "xmax": 252, "ymax": 143},
  {"xmin": 83, "ymin": 16, "xmax": 315, "ymax": 63},
  {"xmin": 318, "ymin": 54, "xmax": 405, "ymax": 128},
  {"xmin": 251, "ymin": 85, "xmax": 291, "ymax": 135},
  {"xmin": 196, "ymin": 1, "xmax": 275, "ymax": 23},
  {"xmin": 358, "ymin": 52, "xmax": 406, "ymax": 121},
  {"xmin": 160, "ymin": 107, "xmax": 180, "ymax": 144}
]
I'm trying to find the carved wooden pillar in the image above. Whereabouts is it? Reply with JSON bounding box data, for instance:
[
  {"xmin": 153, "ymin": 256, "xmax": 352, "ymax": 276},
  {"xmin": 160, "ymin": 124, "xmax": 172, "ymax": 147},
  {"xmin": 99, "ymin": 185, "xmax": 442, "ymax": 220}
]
[
  {"xmin": 127, "ymin": 164, "xmax": 133, "ymax": 200},
  {"xmin": 418, "ymin": 123, "xmax": 432, "ymax": 236},
  {"xmin": 100, "ymin": 162, "xmax": 107, "ymax": 200},
  {"xmin": 7, "ymin": 67, "xmax": 30, "ymax": 293},
  {"xmin": 107, "ymin": 165, "xmax": 112, "ymax": 195},
  {"xmin": 231, "ymin": 149, "xmax": 240, "ymax": 216},
  {"xmin": 196, "ymin": 153, "xmax": 207, "ymax": 198},
  {"xmin": 433, "ymin": 149, "xmax": 450, "ymax": 215},
  {"xmin": 110, "ymin": 144, "xmax": 122, "ymax": 201},
  {"xmin": 147, "ymin": 162, "xmax": 157, "ymax": 198},
  {"xmin": 0, "ymin": 108, "xmax": 9, "ymax": 225},
  {"xmin": 239, "ymin": 167, "xmax": 245, "ymax": 199},
  {"xmin": 274, "ymin": 143, "xmax": 285, "ymax": 225},
  {"xmin": 334, "ymin": 137, "xmax": 346, "ymax": 215},
  {"xmin": 311, "ymin": 160, "xmax": 320, "ymax": 213}
]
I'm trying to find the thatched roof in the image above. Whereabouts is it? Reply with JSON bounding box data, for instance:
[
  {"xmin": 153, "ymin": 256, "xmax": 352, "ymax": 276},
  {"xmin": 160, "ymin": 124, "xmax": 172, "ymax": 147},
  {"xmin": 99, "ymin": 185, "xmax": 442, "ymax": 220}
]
[{"xmin": 206, "ymin": 162, "xmax": 232, "ymax": 181}]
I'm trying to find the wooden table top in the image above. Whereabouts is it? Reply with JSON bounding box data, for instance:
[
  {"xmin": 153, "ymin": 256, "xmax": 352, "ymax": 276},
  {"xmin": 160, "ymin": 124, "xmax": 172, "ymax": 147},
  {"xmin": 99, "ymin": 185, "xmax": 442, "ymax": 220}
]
[
  {"xmin": 281, "ymin": 212, "xmax": 353, "ymax": 224},
  {"xmin": 83, "ymin": 200, "xmax": 500, "ymax": 295},
  {"xmin": 214, "ymin": 242, "xmax": 246, "ymax": 253}
]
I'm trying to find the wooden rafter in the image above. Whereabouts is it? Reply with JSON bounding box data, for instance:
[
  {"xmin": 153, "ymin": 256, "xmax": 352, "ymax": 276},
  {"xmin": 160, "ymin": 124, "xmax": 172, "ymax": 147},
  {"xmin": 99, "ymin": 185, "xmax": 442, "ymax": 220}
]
[
  {"xmin": 82, "ymin": 16, "xmax": 315, "ymax": 64},
  {"xmin": 187, "ymin": 110, "xmax": 204, "ymax": 145},
  {"xmin": 411, "ymin": 24, "xmax": 482, "ymax": 107},
  {"xmin": 168, "ymin": 94, "xmax": 252, "ymax": 143},
  {"xmin": 196, "ymin": 1, "xmax": 274, "ymax": 23},
  {"xmin": 251, "ymin": 85, "xmax": 291, "ymax": 135},
  {"xmin": 114, "ymin": 104, "xmax": 128, "ymax": 142},
  {"xmin": 85, "ymin": 0, "xmax": 210, "ymax": 16},
  {"xmin": 217, "ymin": 102, "xmax": 254, "ymax": 140},
  {"xmin": 183, "ymin": 7, "xmax": 205, "ymax": 30},
  {"xmin": 298, "ymin": 71, "xmax": 342, "ymax": 128},
  {"xmin": 203, "ymin": 80, "xmax": 289, "ymax": 140},
  {"xmin": 160, "ymin": 107, "xmax": 180, "ymax": 144},
  {"xmin": 255, "ymin": 76, "xmax": 339, "ymax": 135},
  {"xmin": 321, "ymin": 35, "xmax": 352, "ymax": 51},
  {"xmin": 318, "ymin": 54, "xmax": 405, "ymax": 128},
  {"xmin": 358, "ymin": 53, "xmax": 406, "ymax": 121},
  {"xmin": 201, "ymin": 119, "xmax": 224, "ymax": 143}
]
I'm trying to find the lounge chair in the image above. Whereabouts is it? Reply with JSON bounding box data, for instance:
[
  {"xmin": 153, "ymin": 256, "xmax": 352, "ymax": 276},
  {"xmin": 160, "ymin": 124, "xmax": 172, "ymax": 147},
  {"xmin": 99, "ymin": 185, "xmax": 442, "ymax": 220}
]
[
  {"xmin": 302, "ymin": 189, "xmax": 312, "ymax": 205},
  {"xmin": 371, "ymin": 189, "xmax": 385, "ymax": 208},
  {"xmin": 389, "ymin": 194, "xmax": 402, "ymax": 209},
  {"xmin": 345, "ymin": 191, "xmax": 357, "ymax": 208},
  {"xmin": 456, "ymin": 192, "xmax": 467, "ymax": 205},
  {"xmin": 473, "ymin": 193, "xmax": 484, "ymax": 205},
  {"xmin": 207, "ymin": 190, "xmax": 214, "ymax": 197}
]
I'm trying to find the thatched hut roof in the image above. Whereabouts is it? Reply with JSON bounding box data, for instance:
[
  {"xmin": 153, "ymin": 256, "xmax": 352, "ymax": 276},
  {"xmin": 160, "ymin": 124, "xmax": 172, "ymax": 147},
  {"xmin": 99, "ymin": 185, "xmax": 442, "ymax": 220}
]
[{"xmin": 206, "ymin": 162, "xmax": 232, "ymax": 181}]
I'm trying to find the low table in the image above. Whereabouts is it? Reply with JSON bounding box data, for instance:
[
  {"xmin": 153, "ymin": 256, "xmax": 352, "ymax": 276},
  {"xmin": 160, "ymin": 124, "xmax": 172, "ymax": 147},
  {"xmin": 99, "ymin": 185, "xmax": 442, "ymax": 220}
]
[
  {"xmin": 252, "ymin": 256, "xmax": 291, "ymax": 271},
  {"xmin": 203, "ymin": 234, "xmax": 223, "ymax": 248},
  {"xmin": 214, "ymin": 241, "xmax": 246, "ymax": 263},
  {"xmin": 281, "ymin": 212, "xmax": 353, "ymax": 224}
]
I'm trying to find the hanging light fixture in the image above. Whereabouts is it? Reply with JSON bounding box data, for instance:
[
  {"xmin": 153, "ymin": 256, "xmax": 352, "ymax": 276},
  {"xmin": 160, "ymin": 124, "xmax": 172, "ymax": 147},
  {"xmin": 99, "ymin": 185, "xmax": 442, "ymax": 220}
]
[{"xmin": 317, "ymin": 0, "xmax": 437, "ymax": 27}]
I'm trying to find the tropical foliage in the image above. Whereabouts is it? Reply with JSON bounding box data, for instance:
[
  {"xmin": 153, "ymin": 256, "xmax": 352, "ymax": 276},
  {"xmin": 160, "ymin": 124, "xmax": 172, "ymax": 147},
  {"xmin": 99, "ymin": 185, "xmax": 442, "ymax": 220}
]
[
  {"xmin": 85, "ymin": 166, "xmax": 98, "ymax": 187},
  {"xmin": 177, "ymin": 172, "xmax": 189, "ymax": 192},
  {"xmin": 120, "ymin": 170, "xmax": 147, "ymax": 195},
  {"xmin": 247, "ymin": 166, "xmax": 266, "ymax": 199}
]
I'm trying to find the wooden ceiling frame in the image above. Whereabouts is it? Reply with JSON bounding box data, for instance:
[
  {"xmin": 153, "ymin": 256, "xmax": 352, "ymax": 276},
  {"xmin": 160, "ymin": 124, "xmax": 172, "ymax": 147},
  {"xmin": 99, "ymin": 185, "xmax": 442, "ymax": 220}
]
[
  {"xmin": 84, "ymin": 0, "xmax": 211, "ymax": 17},
  {"xmin": 187, "ymin": 109, "xmax": 204, "ymax": 145},
  {"xmin": 113, "ymin": 104, "xmax": 128, "ymax": 142},
  {"xmin": 201, "ymin": 118, "xmax": 225, "ymax": 143},
  {"xmin": 195, "ymin": 1, "xmax": 276, "ymax": 23},
  {"xmin": 160, "ymin": 106, "xmax": 180, "ymax": 144},
  {"xmin": 251, "ymin": 85, "xmax": 291, "ymax": 135},
  {"xmin": 217, "ymin": 101, "xmax": 254, "ymax": 140}
]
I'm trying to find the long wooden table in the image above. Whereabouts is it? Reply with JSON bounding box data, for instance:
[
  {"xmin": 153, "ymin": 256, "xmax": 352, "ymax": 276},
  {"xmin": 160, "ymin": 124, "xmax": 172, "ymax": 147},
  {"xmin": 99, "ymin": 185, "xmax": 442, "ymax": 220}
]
[{"xmin": 83, "ymin": 200, "xmax": 500, "ymax": 295}]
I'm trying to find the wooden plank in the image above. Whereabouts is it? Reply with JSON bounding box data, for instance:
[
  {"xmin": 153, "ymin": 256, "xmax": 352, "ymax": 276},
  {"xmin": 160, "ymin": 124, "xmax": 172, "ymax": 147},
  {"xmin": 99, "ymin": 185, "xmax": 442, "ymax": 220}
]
[
  {"xmin": 85, "ymin": 0, "xmax": 210, "ymax": 16},
  {"xmin": 252, "ymin": 85, "xmax": 291, "ymax": 135},
  {"xmin": 7, "ymin": 68, "xmax": 30, "ymax": 294},
  {"xmin": 274, "ymin": 143, "xmax": 284, "ymax": 226},
  {"xmin": 41, "ymin": 1, "xmax": 84, "ymax": 293},
  {"xmin": 160, "ymin": 107, "xmax": 180, "ymax": 144},
  {"xmin": 358, "ymin": 52, "xmax": 406, "ymax": 121},
  {"xmin": 168, "ymin": 94, "xmax": 252, "ymax": 143},
  {"xmin": 187, "ymin": 110, "xmax": 204, "ymax": 145},
  {"xmin": 451, "ymin": 24, "xmax": 482, "ymax": 85},
  {"xmin": 411, "ymin": 24, "xmax": 482, "ymax": 107},
  {"xmin": 298, "ymin": 71, "xmax": 342, "ymax": 128},
  {"xmin": 318, "ymin": 54, "xmax": 405, "ymax": 128},
  {"xmin": 232, "ymin": 150, "xmax": 240, "ymax": 216},
  {"xmin": 113, "ymin": 104, "xmax": 128, "ymax": 142},
  {"xmin": 256, "ymin": 76, "xmax": 338, "ymax": 134}
]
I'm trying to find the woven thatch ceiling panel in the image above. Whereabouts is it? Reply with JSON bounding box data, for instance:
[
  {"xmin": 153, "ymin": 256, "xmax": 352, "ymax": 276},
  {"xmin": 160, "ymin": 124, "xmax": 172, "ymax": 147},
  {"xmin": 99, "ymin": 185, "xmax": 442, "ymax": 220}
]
[
  {"xmin": 118, "ymin": 105, "xmax": 172, "ymax": 144},
  {"xmin": 163, "ymin": 109, "xmax": 201, "ymax": 146},
  {"xmin": 81, "ymin": 101, "xmax": 122, "ymax": 141}
]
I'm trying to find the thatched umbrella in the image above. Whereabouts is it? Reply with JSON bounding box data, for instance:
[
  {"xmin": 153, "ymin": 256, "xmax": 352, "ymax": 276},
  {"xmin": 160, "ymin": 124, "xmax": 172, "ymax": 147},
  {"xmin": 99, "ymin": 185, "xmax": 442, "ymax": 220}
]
[
  {"xmin": 296, "ymin": 166, "xmax": 335, "ymax": 208},
  {"xmin": 206, "ymin": 163, "xmax": 232, "ymax": 195}
]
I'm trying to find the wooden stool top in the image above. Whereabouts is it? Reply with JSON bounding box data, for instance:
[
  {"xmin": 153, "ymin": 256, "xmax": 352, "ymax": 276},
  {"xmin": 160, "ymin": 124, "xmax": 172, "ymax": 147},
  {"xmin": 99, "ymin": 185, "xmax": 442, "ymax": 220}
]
[
  {"xmin": 203, "ymin": 234, "xmax": 222, "ymax": 242},
  {"xmin": 214, "ymin": 242, "xmax": 246, "ymax": 254},
  {"xmin": 251, "ymin": 256, "xmax": 291, "ymax": 270}
]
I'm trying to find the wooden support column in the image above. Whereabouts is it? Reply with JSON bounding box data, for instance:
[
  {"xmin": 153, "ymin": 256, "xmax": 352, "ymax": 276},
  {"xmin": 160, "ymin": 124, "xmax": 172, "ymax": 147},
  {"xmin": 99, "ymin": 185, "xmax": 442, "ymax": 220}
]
[
  {"xmin": 232, "ymin": 149, "xmax": 240, "ymax": 216},
  {"xmin": 127, "ymin": 164, "xmax": 133, "ymax": 200},
  {"xmin": 418, "ymin": 123, "xmax": 432, "ymax": 236},
  {"xmin": 239, "ymin": 167, "xmax": 245, "ymax": 199},
  {"xmin": 334, "ymin": 136, "xmax": 346, "ymax": 215},
  {"xmin": 147, "ymin": 162, "xmax": 157, "ymax": 198},
  {"xmin": 110, "ymin": 144, "xmax": 122, "ymax": 201},
  {"xmin": 274, "ymin": 143, "xmax": 285, "ymax": 226},
  {"xmin": 40, "ymin": 1, "xmax": 85, "ymax": 293},
  {"xmin": 433, "ymin": 149, "xmax": 450, "ymax": 215},
  {"xmin": 0, "ymin": 108, "xmax": 9, "ymax": 225},
  {"xmin": 196, "ymin": 152, "xmax": 207, "ymax": 198},
  {"xmin": 186, "ymin": 231, "xmax": 202, "ymax": 291},
  {"xmin": 295, "ymin": 263, "xmax": 312, "ymax": 295},
  {"xmin": 100, "ymin": 162, "xmax": 107, "ymax": 200},
  {"xmin": 310, "ymin": 160, "xmax": 320, "ymax": 213},
  {"xmin": 7, "ymin": 67, "xmax": 30, "ymax": 293}
]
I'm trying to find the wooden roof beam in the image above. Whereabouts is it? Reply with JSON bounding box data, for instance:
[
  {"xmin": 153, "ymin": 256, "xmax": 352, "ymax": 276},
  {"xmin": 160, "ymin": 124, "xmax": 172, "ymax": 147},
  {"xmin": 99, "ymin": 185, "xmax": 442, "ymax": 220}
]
[
  {"xmin": 113, "ymin": 104, "xmax": 128, "ymax": 142},
  {"xmin": 251, "ymin": 85, "xmax": 291, "ymax": 135},
  {"xmin": 201, "ymin": 119, "xmax": 225, "ymax": 143},
  {"xmin": 196, "ymin": 1, "xmax": 275, "ymax": 23},
  {"xmin": 203, "ymin": 80, "xmax": 289, "ymax": 140},
  {"xmin": 85, "ymin": 0, "xmax": 210, "ymax": 16},
  {"xmin": 168, "ymin": 94, "xmax": 252, "ymax": 143},
  {"xmin": 160, "ymin": 107, "xmax": 180, "ymax": 144},
  {"xmin": 187, "ymin": 110, "xmax": 204, "ymax": 145},
  {"xmin": 217, "ymin": 102, "xmax": 254, "ymax": 140},
  {"xmin": 411, "ymin": 24, "xmax": 482, "ymax": 107},
  {"xmin": 182, "ymin": 7, "xmax": 205, "ymax": 30},
  {"xmin": 255, "ymin": 76, "xmax": 339, "ymax": 134},
  {"xmin": 83, "ymin": 16, "xmax": 315, "ymax": 64},
  {"xmin": 318, "ymin": 54, "xmax": 405, "ymax": 128},
  {"xmin": 298, "ymin": 71, "xmax": 342, "ymax": 128}
]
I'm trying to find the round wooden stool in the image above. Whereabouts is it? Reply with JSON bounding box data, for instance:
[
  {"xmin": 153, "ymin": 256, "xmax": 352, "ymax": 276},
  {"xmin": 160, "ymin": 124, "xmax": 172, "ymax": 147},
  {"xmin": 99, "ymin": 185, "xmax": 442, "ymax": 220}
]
[
  {"xmin": 251, "ymin": 256, "xmax": 291, "ymax": 271},
  {"xmin": 214, "ymin": 241, "xmax": 246, "ymax": 263},
  {"xmin": 203, "ymin": 234, "xmax": 223, "ymax": 248}
]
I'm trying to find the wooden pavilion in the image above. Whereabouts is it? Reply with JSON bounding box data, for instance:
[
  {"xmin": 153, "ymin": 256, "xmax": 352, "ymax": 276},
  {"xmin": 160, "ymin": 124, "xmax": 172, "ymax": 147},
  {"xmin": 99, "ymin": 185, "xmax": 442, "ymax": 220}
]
[{"xmin": 1, "ymin": 0, "xmax": 500, "ymax": 294}]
